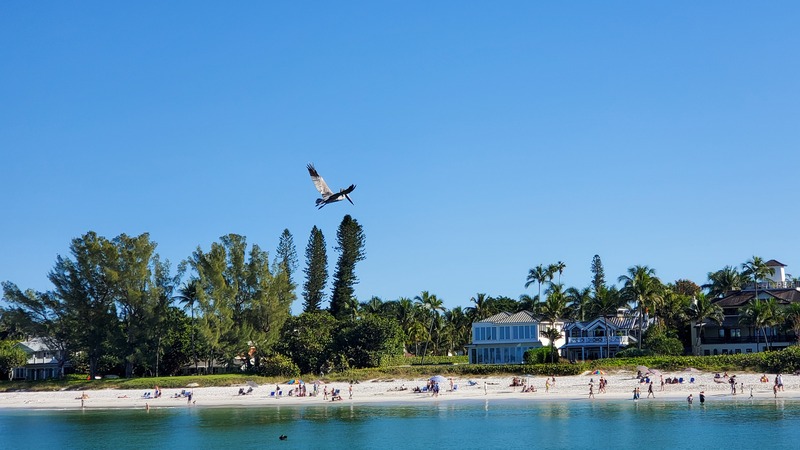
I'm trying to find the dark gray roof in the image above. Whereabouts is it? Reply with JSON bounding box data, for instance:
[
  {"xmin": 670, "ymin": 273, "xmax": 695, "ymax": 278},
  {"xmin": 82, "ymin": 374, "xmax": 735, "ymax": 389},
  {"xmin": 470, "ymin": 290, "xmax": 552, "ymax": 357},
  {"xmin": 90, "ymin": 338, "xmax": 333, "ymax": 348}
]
[{"xmin": 712, "ymin": 288, "xmax": 800, "ymax": 308}]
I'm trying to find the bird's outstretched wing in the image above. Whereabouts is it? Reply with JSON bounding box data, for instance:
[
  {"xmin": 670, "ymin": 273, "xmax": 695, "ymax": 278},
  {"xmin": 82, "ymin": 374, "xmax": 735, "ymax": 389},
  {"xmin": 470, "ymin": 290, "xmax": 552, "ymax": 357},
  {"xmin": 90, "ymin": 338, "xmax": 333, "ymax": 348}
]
[{"xmin": 307, "ymin": 164, "xmax": 333, "ymax": 196}]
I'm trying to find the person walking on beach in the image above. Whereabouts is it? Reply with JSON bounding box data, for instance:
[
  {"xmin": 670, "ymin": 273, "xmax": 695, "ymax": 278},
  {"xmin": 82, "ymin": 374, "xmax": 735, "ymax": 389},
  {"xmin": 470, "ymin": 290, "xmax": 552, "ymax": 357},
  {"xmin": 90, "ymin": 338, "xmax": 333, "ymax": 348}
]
[
  {"xmin": 773, "ymin": 384, "xmax": 778, "ymax": 398},
  {"xmin": 647, "ymin": 382, "xmax": 654, "ymax": 398},
  {"xmin": 660, "ymin": 375, "xmax": 665, "ymax": 392},
  {"xmin": 323, "ymin": 386, "xmax": 328, "ymax": 400},
  {"xmin": 545, "ymin": 378, "xmax": 550, "ymax": 393},
  {"xmin": 349, "ymin": 384, "xmax": 353, "ymax": 399},
  {"xmin": 588, "ymin": 383, "xmax": 595, "ymax": 399}
]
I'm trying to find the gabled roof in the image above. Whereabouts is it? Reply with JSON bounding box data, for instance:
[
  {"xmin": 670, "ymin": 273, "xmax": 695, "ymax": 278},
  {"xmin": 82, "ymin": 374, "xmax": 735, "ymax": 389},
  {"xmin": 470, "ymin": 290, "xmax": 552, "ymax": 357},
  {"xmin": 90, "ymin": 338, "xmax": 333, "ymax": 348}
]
[
  {"xmin": 713, "ymin": 288, "xmax": 800, "ymax": 308},
  {"xmin": 14, "ymin": 338, "xmax": 53, "ymax": 353},
  {"xmin": 477, "ymin": 311, "xmax": 539, "ymax": 324},
  {"xmin": 765, "ymin": 259, "xmax": 786, "ymax": 267},
  {"xmin": 565, "ymin": 316, "xmax": 639, "ymax": 331}
]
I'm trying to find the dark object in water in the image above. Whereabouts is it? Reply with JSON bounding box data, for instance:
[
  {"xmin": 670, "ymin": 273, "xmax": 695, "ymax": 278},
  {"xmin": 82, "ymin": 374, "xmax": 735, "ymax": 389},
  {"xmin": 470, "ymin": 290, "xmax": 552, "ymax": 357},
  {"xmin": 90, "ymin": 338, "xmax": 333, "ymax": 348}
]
[{"xmin": 279, "ymin": 435, "xmax": 288, "ymax": 441}]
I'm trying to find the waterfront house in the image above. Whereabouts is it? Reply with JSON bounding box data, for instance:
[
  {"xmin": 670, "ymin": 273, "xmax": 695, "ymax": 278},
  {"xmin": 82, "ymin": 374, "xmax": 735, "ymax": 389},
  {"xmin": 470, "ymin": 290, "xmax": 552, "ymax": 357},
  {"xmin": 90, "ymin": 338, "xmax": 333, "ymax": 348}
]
[
  {"xmin": 693, "ymin": 260, "xmax": 800, "ymax": 355},
  {"xmin": 559, "ymin": 311, "xmax": 640, "ymax": 361},
  {"xmin": 11, "ymin": 338, "xmax": 71, "ymax": 381},
  {"xmin": 466, "ymin": 311, "xmax": 565, "ymax": 364}
]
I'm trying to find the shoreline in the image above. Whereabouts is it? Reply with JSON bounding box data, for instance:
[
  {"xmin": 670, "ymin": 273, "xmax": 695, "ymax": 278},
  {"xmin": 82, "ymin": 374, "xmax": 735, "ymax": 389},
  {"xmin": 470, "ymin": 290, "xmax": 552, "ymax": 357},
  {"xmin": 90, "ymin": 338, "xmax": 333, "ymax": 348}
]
[{"xmin": 2, "ymin": 371, "xmax": 797, "ymax": 411}]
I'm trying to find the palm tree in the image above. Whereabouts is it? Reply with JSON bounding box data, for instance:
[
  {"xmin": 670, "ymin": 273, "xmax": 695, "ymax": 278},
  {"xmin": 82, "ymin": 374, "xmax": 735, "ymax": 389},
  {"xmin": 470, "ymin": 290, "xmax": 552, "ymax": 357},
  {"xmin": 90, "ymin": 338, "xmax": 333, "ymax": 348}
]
[
  {"xmin": 174, "ymin": 279, "xmax": 200, "ymax": 372},
  {"xmin": 518, "ymin": 293, "xmax": 539, "ymax": 315},
  {"xmin": 703, "ymin": 266, "xmax": 743, "ymax": 298},
  {"xmin": 591, "ymin": 286, "xmax": 626, "ymax": 358},
  {"xmin": 414, "ymin": 291, "xmax": 446, "ymax": 362},
  {"xmin": 554, "ymin": 261, "xmax": 567, "ymax": 284},
  {"xmin": 784, "ymin": 303, "xmax": 800, "ymax": 345},
  {"xmin": 361, "ymin": 296, "xmax": 384, "ymax": 315},
  {"xmin": 540, "ymin": 283, "xmax": 570, "ymax": 324},
  {"xmin": 619, "ymin": 265, "xmax": 662, "ymax": 349},
  {"xmin": 566, "ymin": 286, "xmax": 592, "ymax": 322},
  {"xmin": 466, "ymin": 293, "xmax": 491, "ymax": 321},
  {"xmin": 541, "ymin": 327, "xmax": 563, "ymax": 363},
  {"xmin": 444, "ymin": 307, "xmax": 472, "ymax": 355},
  {"xmin": 739, "ymin": 298, "xmax": 781, "ymax": 351},
  {"xmin": 686, "ymin": 293, "xmax": 724, "ymax": 355},
  {"xmin": 525, "ymin": 264, "xmax": 552, "ymax": 304},
  {"xmin": 742, "ymin": 256, "xmax": 775, "ymax": 309}
]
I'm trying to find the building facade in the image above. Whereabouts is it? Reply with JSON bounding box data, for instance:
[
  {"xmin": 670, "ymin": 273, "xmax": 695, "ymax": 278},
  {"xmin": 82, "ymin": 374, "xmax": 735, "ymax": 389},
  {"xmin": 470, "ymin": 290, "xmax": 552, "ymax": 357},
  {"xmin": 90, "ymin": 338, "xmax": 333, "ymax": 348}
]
[
  {"xmin": 11, "ymin": 338, "xmax": 71, "ymax": 381},
  {"xmin": 466, "ymin": 311, "xmax": 565, "ymax": 364},
  {"xmin": 693, "ymin": 259, "xmax": 800, "ymax": 355},
  {"xmin": 559, "ymin": 313, "xmax": 639, "ymax": 361}
]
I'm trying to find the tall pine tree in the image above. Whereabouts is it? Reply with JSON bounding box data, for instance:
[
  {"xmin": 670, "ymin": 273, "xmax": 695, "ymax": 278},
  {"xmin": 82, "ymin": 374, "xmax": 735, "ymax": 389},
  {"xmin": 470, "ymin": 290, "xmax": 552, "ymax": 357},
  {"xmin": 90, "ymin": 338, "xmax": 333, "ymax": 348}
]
[
  {"xmin": 302, "ymin": 226, "xmax": 328, "ymax": 312},
  {"xmin": 330, "ymin": 215, "xmax": 366, "ymax": 320},
  {"xmin": 591, "ymin": 254, "xmax": 605, "ymax": 295}
]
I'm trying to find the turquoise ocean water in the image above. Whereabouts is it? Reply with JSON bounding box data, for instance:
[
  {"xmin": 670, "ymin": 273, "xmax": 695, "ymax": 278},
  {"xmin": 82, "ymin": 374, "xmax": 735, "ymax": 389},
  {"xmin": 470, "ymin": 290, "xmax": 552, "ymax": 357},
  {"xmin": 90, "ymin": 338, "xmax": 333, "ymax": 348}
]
[{"xmin": 2, "ymin": 399, "xmax": 798, "ymax": 449}]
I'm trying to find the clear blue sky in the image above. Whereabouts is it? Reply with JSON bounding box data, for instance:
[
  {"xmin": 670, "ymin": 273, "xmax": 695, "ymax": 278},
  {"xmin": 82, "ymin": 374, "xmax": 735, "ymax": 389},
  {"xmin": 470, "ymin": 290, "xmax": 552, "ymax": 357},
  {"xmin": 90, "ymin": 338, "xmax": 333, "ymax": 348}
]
[{"xmin": 2, "ymin": 2, "xmax": 799, "ymax": 313}]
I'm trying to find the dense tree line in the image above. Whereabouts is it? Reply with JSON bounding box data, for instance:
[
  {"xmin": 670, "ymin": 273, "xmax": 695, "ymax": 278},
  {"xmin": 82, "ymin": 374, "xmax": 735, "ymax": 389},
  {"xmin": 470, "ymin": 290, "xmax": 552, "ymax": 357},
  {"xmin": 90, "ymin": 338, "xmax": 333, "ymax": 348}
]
[{"xmin": 4, "ymin": 215, "xmax": 800, "ymax": 380}]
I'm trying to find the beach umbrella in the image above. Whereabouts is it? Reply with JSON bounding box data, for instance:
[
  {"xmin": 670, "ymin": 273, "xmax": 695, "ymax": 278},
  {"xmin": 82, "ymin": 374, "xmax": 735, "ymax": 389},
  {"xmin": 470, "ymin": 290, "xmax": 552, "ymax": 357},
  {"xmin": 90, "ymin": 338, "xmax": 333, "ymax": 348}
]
[
  {"xmin": 246, "ymin": 380, "xmax": 259, "ymax": 388},
  {"xmin": 430, "ymin": 375, "xmax": 448, "ymax": 384},
  {"xmin": 186, "ymin": 382, "xmax": 200, "ymax": 388},
  {"xmin": 313, "ymin": 380, "xmax": 326, "ymax": 385},
  {"xmin": 636, "ymin": 365, "xmax": 650, "ymax": 374},
  {"xmin": 287, "ymin": 379, "xmax": 305, "ymax": 385},
  {"xmin": 592, "ymin": 370, "xmax": 606, "ymax": 375}
]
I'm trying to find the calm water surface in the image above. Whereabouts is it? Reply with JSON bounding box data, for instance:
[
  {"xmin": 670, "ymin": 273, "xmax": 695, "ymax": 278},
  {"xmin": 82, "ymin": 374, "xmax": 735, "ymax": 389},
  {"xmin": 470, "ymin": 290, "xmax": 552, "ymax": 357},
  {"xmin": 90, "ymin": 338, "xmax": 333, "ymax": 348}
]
[{"xmin": 2, "ymin": 399, "xmax": 798, "ymax": 449}]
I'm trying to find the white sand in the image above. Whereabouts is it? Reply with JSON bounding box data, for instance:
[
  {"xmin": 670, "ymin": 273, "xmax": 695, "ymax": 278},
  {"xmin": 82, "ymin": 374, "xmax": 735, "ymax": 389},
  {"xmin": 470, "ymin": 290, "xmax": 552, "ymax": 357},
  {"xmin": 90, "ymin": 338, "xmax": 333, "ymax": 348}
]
[{"xmin": 1, "ymin": 371, "xmax": 796, "ymax": 410}]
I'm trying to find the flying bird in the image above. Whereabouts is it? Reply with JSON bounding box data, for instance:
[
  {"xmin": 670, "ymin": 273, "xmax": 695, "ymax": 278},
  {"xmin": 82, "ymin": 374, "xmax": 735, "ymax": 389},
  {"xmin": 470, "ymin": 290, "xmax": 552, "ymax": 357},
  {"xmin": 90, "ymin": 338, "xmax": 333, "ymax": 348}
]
[{"xmin": 307, "ymin": 163, "xmax": 356, "ymax": 209}]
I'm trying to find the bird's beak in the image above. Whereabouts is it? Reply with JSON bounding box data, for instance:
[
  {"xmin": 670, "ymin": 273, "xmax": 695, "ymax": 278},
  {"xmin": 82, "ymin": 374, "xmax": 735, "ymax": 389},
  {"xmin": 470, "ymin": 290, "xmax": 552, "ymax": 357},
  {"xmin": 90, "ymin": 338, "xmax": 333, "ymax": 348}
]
[{"xmin": 345, "ymin": 194, "xmax": 354, "ymax": 205}]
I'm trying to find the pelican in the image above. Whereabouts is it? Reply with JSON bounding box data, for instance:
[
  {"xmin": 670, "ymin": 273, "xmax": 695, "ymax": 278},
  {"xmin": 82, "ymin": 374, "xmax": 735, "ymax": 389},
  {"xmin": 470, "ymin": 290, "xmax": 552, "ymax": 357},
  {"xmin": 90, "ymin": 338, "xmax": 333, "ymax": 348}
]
[{"xmin": 307, "ymin": 163, "xmax": 356, "ymax": 209}]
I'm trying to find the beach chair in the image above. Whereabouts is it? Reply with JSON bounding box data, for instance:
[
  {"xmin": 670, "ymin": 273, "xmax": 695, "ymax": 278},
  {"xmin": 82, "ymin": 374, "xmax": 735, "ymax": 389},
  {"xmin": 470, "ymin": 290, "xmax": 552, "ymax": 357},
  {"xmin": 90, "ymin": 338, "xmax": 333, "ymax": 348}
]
[
  {"xmin": 467, "ymin": 381, "xmax": 478, "ymax": 386},
  {"xmin": 270, "ymin": 391, "xmax": 275, "ymax": 397},
  {"xmin": 453, "ymin": 385, "xmax": 458, "ymax": 391}
]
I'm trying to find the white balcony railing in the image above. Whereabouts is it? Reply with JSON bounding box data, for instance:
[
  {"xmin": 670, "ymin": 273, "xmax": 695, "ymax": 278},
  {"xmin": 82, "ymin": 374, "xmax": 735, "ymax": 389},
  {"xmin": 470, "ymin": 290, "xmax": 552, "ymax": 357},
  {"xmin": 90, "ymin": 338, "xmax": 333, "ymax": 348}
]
[{"xmin": 567, "ymin": 336, "xmax": 631, "ymax": 345}]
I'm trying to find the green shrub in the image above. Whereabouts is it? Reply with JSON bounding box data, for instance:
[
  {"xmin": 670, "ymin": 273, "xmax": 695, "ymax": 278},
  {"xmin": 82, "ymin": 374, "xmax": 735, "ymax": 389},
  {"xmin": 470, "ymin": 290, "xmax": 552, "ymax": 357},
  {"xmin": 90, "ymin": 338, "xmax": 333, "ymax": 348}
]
[
  {"xmin": 615, "ymin": 348, "xmax": 654, "ymax": 358},
  {"xmin": 524, "ymin": 347, "xmax": 550, "ymax": 364},
  {"xmin": 255, "ymin": 354, "xmax": 300, "ymax": 378}
]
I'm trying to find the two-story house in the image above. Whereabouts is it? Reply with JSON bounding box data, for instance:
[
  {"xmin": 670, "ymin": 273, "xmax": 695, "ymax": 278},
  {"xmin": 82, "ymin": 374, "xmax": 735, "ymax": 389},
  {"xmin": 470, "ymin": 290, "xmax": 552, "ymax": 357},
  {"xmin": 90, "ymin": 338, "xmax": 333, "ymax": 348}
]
[
  {"xmin": 11, "ymin": 338, "xmax": 71, "ymax": 380},
  {"xmin": 693, "ymin": 260, "xmax": 800, "ymax": 356},
  {"xmin": 466, "ymin": 311, "xmax": 565, "ymax": 364},
  {"xmin": 560, "ymin": 310, "xmax": 639, "ymax": 361}
]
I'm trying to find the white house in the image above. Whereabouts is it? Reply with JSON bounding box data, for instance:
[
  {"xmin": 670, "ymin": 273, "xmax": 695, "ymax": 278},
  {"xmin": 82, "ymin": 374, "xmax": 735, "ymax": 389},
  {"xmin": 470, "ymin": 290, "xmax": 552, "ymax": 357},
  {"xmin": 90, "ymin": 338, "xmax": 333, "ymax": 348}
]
[
  {"xmin": 11, "ymin": 338, "xmax": 71, "ymax": 381},
  {"xmin": 466, "ymin": 311, "xmax": 565, "ymax": 364}
]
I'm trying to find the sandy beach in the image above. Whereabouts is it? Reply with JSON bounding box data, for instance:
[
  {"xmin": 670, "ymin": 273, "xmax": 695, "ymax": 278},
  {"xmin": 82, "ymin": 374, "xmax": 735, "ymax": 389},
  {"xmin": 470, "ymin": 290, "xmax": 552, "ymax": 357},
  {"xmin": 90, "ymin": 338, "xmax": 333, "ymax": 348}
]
[{"xmin": 1, "ymin": 370, "xmax": 797, "ymax": 410}]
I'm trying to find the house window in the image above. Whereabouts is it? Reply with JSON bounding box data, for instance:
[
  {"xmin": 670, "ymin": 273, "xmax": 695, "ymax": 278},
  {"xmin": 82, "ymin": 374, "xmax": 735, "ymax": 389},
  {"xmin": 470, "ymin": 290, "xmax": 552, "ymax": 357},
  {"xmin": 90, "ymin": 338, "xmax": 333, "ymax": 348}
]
[
  {"xmin": 524, "ymin": 326, "xmax": 530, "ymax": 339},
  {"xmin": 491, "ymin": 328, "xmax": 497, "ymax": 340},
  {"xmin": 513, "ymin": 327, "xmax": 519, "ymax": 340},
  {"xmin": 731, "ymin": 329, "xmax": 741, "ymax": 338},
  {"xmin": 594, "ymin": 328, "xmax": 605, "ymax": 337},
  {"xmin": 718, "ymin": 329, "xmax": 725, "ymax": 338}
]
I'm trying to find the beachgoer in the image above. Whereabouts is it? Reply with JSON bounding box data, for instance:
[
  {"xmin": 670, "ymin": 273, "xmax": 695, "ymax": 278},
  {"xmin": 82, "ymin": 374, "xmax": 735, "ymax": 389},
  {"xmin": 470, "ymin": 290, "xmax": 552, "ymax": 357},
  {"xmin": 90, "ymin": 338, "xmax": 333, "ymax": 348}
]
[
  {"xmin": 545, "ymin": 379, "xmax": 550, "ymax": 393},
  {"xmin": 324, "ymin": 386, "xmax": 329, "ymax": 400},
  {"xmin": 484, "ymin": 382, "xmax": 487, "ymax": 395},
  {"xmin": 349, "ymin": 384, "xmax": 353, "ymax": 399},
  {"xmin": 660, "ymin": 375, "xmax": 665, "ymax": 392},
  {"xmin": 773, "ymin": 384, "xmax": 778, "ymax": 398},
  {"xmin": 699, "ymin": 392, "xmax": 705, "ymax": 404},
  {"xmin": 589, "ymin": 383, "xmax": 595, "ymax": 399},
  {"xmin": 687, "ymin": 394, "xmax": 693, "ymax": 404},
  {"xmin": 776, "ymin": 374, "xmax": 784, "ymax": 391},
  {"xmin": 187, "ymin": 392, "xmax": 192, "ymax": 404},
  {"xmin": 647, "ymin": 382, "xmax": 654, "ymax": 398}
]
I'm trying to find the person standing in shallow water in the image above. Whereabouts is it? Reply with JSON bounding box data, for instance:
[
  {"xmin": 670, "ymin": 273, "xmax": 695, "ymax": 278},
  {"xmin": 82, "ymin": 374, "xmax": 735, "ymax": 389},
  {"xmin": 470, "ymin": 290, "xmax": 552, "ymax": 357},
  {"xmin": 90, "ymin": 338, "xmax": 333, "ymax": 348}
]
[
  {"xmin": 687, "ymin": 394, "xmax": 693, "ymax": 404},
  {"xmin": 699, "ymin": 392, "xmax": 705, "ymax": 404}
]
